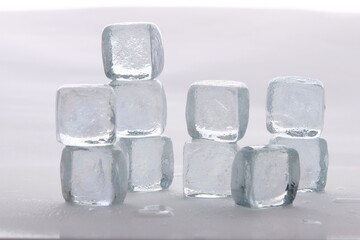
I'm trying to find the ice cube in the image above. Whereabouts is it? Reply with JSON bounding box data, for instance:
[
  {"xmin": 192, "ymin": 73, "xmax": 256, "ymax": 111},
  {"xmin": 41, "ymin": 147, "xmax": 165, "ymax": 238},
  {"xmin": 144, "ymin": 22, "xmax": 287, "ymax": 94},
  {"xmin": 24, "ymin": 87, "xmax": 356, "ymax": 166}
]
[
  {"xmin": 117, "ymin": 136, "xmax": 174, "ymax": 192},
  {"xmin": 60, "ymin": 146, "xmax": 128, "ymax": 206},
  {"xmin": 183, "ymin": 139, "xmax": 238, "ymax": 198},
  {"xmin": 270, "ymin": 137, "xmax": 328, "ymax": 192},
  {"xmin": 110, "ymin": 79, "xmax": 166, "ymax": 137},
  {"xmin": 186, "ymin": 80, "xmax": 249, "ymax": 142},
  {"xmin": 56, "ymin": 84, "xmax": 116, "ymax": 146},
  {"xmin": 102, "ymin": 22, "xmax": 164, "ymax": 80},
  {"xmin": 266, "ymin": 76, "xmax": 325, "ymax": 137},
  {"xmin": 231, "ymin": 145, "xmax": 300, "ymax": 208}
]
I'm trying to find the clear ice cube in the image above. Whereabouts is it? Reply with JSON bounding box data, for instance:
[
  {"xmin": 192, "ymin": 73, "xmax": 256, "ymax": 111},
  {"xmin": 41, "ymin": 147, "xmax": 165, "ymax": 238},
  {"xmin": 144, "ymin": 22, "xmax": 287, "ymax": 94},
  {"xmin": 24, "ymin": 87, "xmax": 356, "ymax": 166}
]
[
  {"xmin": 183, "ymin": 139, "xmax": 238, "ymax": 198},
  {"xmin": 231, "ymin": 145, "xmax": 300, "ymax": 208},
  {"xmin": 117, "ymin": 136, "xmax": 174, "ymax": 192},
  {"xmin": 186, "ymin": 80, "xmax": 249, "ymax": 142},
  {"xmin": 102, "ymin": 22, "xmax": 164, "ymax": 80},
  {"xmin": 266, "ymin": 76, "xmax": 325, "ymax": 137},
  {"xmin": 270, "ymin": 137, "xmax": 329, "ymax": 192},
  {"xmin": 110, "ymin": 79, "xmax": 166, "ymax": 137},
  {"xmin": 56, "ymin": 85, "xmax": 116, "ymax": 146},
  {"xmin": 60, "ymin": 146, "xmax": 128, "ymax": 206}
]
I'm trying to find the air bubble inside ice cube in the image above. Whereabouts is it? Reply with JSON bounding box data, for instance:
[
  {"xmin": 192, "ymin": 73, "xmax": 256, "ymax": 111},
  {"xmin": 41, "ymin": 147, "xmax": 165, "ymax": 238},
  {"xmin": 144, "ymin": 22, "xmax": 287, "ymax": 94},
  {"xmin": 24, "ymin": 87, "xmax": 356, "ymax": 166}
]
[
  {"xmin": 102, "ymin": 22, "xmax": 164, "ymax": 80},
  {"xmin": 117, "ymin": 136, "xmax": 174, "ymax": 192},
  {"xmin": 60, "ymin": 146, "xmax": 128, "ymax": 206},
  {"xmin": 186, "ymin": 80, "xmax": 249, "ymax": 142},
  {"xmin": 231, "ymin": 145, "xmax": 300, "ymax": 208},
  {"xmin": 266, "ymin": 76, "xmax": 325, "ymax": 137}
]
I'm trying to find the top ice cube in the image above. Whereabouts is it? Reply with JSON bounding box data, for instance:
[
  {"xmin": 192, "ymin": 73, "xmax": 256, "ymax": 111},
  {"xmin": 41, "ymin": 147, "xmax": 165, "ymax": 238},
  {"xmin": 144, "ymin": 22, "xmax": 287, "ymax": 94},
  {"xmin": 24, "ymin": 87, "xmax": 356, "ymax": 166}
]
[
  {"xmin": 266, "ymin": 76, "xmax": 325, "ymax": 137},
  {"xmin": 186, "ymin": 80, "xmax": 249, "ymax": 142},
  {"xmin": 102, "ymin": 22, "xmax": 164, "ymax": 80}
]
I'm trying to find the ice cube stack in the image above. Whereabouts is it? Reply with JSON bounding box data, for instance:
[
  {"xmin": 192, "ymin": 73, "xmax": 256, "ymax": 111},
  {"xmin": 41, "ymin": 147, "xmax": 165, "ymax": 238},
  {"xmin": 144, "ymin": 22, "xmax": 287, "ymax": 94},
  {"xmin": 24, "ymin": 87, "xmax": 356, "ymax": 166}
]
[
  {"xmin": 267, "ymin": 76, "xmax": 329, "ymax": 192},
  {"xmin": 56, "ymin": 22, "xmax": 174, "ymax": 206},
  {"xmin": 183, "ymin": 80, "xmax": 249, "ymax": 198}
]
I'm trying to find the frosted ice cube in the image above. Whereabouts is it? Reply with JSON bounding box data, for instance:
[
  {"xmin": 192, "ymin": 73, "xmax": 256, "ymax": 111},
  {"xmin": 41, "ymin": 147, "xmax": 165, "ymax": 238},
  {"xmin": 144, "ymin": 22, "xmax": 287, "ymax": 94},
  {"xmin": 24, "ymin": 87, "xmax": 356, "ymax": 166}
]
[
  {"xmin": 56, "ymin": 85, "xmax": 116, "ymax": 146},
  {"xmin": 60, "ymin": 146, "xmax": 128, "ymax": 206},
  {"xmin": 232, "ymin": 145, "xmax": 300, "ymax": 208},
  {"xmin": 102, "ymin": 22, "xmax": 164, "ymax": 80},
  {"xmin": 117, "ymin": 136, "xmax": 174, "ymax": 192},
  {"xmin": 110, "ymin": 79, "xmax": 166, "ymax": 137},
  {"xmin": 266, "ymin": 76, "xmax": 325, "ymax": 137},
  {"xmin": 186, "ymin": 80, "xmax": 249, "ymax": 142},
  {"xmin": 183, "ymin": 139, "xmax": 238, "ymax": 198},
  {"xmin": 270, "ymin": 137, "xmax": 328, "ymax": 192}
]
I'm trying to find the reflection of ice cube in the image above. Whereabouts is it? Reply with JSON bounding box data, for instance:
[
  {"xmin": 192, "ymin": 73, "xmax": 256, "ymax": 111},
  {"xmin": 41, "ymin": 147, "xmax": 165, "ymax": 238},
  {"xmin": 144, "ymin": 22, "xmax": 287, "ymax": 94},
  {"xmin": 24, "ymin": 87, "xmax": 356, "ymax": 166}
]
[
  {"xmin": 186, "ymin": 80, "xmax": 249, "ymax": 142},
  {"xmin": 60, "ymin": 146, "xmax": 128, "ymax": 206},
  {"xmin": 270, "ymin": 137, "xmax": 328, "ymax": 192},
  {"xmin": 56, "ymin": 85, "xmax": 115, "ymax": 146},
  {"xmin": 110, "ymin": 79, "xmax": 166, "ymax": 137},
  {"xmin": 231, "ymin": 145, "xmax": 300, "ymax": 208},
  {"xmin": 102, "ymin": 22, "xmax": 164, "ymax": 80},
  {"xmin": 183, "ymin": 139, "xmax": 238, "ymax": 198},
  {"xmin": 117, "ymin": 136, "xmax": 174, "ymax": 192},
  {"xmin": 266, "ymin": 76, "xmax": 325, "ymax": 137}
]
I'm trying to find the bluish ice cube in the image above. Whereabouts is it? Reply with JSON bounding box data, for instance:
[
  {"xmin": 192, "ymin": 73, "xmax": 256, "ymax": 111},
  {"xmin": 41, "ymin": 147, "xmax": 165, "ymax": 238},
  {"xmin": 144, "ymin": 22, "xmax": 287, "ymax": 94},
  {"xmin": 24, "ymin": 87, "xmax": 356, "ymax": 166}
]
[
  {"xmin": 56, "ymin": 85, "xmax": 116, "ymax": 146},
  {"xmin": 102, "ymin": 22, "xmax": 164, "ymax": 80},
  {"xmin": 186, "ymin": 80, "xmax": 249, "ymax": 142},
  {"xmin": 110, "ymin": 79, "xmax": 166, "ymax": 137},
  {"xmin": 60, "ymin": 146, "xmax": 128, "ymax": 206},
  {"xmin": 183, "ymin": 139, "xmax": 238, "ymax": 198},
  {"xmin": 266, "ymin": 76, "xmax": 325, "ymax": 137},
  {"xmin": 270, "ymin": 137, "xmax": 329, "ymax": 192},
  {"xmin": 117, "ymin": 136, "xmax": 174, "ymax": 192},
  {"xmin": 232, "ymin": 145, "xmax": 300, "ymax": 208}
]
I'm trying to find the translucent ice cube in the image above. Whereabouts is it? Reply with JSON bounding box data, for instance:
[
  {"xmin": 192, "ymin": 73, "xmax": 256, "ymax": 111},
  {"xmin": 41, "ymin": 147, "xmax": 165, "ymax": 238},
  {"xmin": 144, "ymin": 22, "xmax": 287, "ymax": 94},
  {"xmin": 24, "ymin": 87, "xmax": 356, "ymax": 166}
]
[
  {"xmin": 186, "ymin": 80, "xmax": 249, "ymax": 142},
  {"xmin": 110, "ymin": 79, "xmax": 166, "ymax": 137},
  {"xmin": 56, "ymin": 85, "xmax": 116, "ymax": 146},
  {"xmin": 183, "ymin": 139, "xmax": 238, "ymax": 198},
  {"xmin": 266, "ymin": 76, "xmax": 325, "ymax": 137},
  {"xmin": 232, "ymin": 145, "xmax": 300, "ymax": 208},
  {"xmin": 102, "ymin": 22, "xmax": 164, "ymax": 80},
  {"xmin": 60, "ymin": 146, "xmax": 128, "ymax": 206},
  {"xmin": 117, "ymin": 136, "xmax": 174, "ymax": 192},
  {"xmin": 270, "ymin": 137, "xmax": 329, "ymax": 192}
]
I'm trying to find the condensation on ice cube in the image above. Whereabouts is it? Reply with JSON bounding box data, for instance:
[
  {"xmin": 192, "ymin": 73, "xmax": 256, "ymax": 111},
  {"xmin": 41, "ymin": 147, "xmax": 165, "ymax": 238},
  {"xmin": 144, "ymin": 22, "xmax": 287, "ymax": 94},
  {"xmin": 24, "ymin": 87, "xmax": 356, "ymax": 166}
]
[
  {"xmin": 56, "ymin": 84, "xmax": 116, "ymax": 146},
  {"xmin": 186, "ymin": 80, "xmax": 249, "ymax": 142},
  {"xmin": 102, "ymin": 22, "xmax": 164, "ymax": 80},
  {"xmin": 266, "ymin": 76, "xmax": 325, "ymax": 137},
  {"xmin": 60, "ymin": 146, "xmax": 128, "ymax": 206},
  {"xmin": 110, "ymin": 79, "xmax": 166, "ymax": 137},
  {"xmin": 231, "ymin": 145, "xmax": 300, "ymax": 208},
  {"xmin": 183, "ymin": 139, "xmax": 238, "ymax": 198},
  {"xmin": 270, "ymin": 136, "xmax": 329, "ymax": 192},
  {"xmin": 117, "ymin": 136, "xmax": 174, "ymax": 192}
]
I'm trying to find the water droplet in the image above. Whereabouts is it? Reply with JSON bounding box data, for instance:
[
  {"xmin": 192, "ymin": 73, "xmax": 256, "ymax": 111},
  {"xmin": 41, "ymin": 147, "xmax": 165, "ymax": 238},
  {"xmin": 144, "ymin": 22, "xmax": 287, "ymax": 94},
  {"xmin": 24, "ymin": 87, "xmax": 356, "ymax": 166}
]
[
  {"xmin": 138, "ymin": 205, "xmax": 174, "ymax": 217},
  {"xmin": 333, "ymin": 198, "xmax": 360, "ymax": 204},
  {"xmin": 302, "ymin": 219, "xmax": 322, "ymax": 225},
  {"xmin": 88, "ymin": 207, "xmax": 95, "ymax": 212}
]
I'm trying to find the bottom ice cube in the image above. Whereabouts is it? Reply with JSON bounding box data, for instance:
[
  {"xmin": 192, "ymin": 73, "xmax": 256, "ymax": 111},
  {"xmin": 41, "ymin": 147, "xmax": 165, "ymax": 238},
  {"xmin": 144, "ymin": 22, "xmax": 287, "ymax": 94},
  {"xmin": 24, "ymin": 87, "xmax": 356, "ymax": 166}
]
[
  {"xmin": 270, "ymin": 137, "xmax": 328, "ymax": 192},
  {"xmin": 183, "ymin": 139, "xmax": 238, "ymax": 198},
  {"xmin": 231, "ymin": 145, "xmax": 300, "ymax": 208},
  {"xmin": 60, "ymin": 146, "xmax": 128, "ymax": 206},
  {"xmin": 117, "ymin": 136, "xmax": 174, "ymax": 192}
]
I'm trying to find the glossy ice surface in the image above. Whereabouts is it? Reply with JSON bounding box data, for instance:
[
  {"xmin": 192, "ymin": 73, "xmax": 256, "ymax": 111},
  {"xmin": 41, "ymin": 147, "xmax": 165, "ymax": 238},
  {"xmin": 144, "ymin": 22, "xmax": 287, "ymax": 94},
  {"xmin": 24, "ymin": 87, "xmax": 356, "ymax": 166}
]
[
  {"xmin": 56, "ymin": 85, "xmax": 116, "ymax": 146},
  {"xmin": 186, "ymin": 80, "xmax": 249, "ymax": 142},
  {"xmin": 183, "ymin": 139, "xmax": 238, "ymax": 198},
  {"xmin": 266, "ymin": 76, "xmax": 325, "ymax": 137},
  {"xmin": 102, "ymin": 22, "xmax": 164, "ymax": 80},
  {"xmin": 232, "ymin": 145, "xmax": 300, "ymax": 208},
  {"xmin": 118, "ymin": 136, "xmax": 174, "ymax": 192},
  {"xmin": 110, "ymin": 79, "xmax": 166, "ymax": 137},
  {"xmin": 60, "ymin": 146, "xmax": 128, "ymax": 206},
  {"xmin": 270, "ymin": 137, "xmax": 329, "ymax": 192}
]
